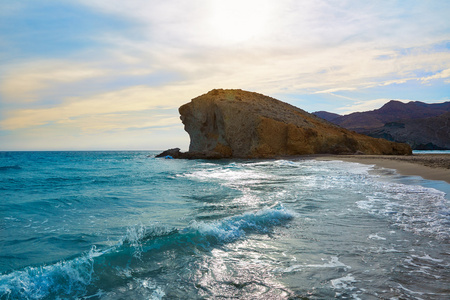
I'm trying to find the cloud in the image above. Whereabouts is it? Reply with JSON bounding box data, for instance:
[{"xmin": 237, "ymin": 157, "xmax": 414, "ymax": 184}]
[
  {"xmin": 79, "ymin": 0, "xmax": 450, "ymax": 50},
  {"xmin": 2, "ymin": 123, "xmax": 188, "ymax": 151},
  {"xmin": 4, "ymin": 1, "xmax": 449, "ymax": 104},
  {"xmin": 0, "ymin": 52, "xmax": 176, "ymax": 106},
  {"xmin": 1, "ymin": 0, "xmax": 450, "ymax": 150},
  {"xmin": 420, "ymin": 68, "xmax": 450, "ymax": 82},
  {"xmin": 0, "ymin": 60, "xmax": 107, "ymax": 102},
  {"xmin": 313, "ymin": 87, "xmax": 357, "ymax": 94},
  {"xmin": 0, "ymin": 83, "xmax": 193, "ymax": 150},
  {"xmin": 2, "ymin": 38, "xmax": 448, "ymax": 131},
  {"xmin": 0, "ymin": 84, "xmax": 202, "ymax": 131},
  {"xmin": 336, "ymin": 99, "xmax": 411, "ymax": 115}
]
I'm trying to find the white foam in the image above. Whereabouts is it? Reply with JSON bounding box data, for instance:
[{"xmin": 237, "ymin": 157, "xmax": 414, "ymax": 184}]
[
  {"xmin": 397, "ymin": 283, "xmax": 425, "ymax": 296},
  {"xmin": 411, "ymin": 254, "xmax": 444, "ymax": 263},
  {"xmin": 331, "ymin": 274, "xmax": 356, "ymax": 289},
  {"xmin": 331, "ymin": 274, "xmax": 362, "ymax": 299},
  {"xmin": 0, "ymin": 246, "xmax": 100, "ymax": 299},
  {"xmin": 356, "ymin": 180, "xmax": 450, "ymax": 240},
  {"xmin": 189, "ymin": 203, "xmax": 294, "ymax": 243},
  {"xmin": 305, "ymin": 256, "xmax": 352, "ymax": 269},
  {"xmin": 279, "ymin": 264, "xmax": 302, "ymax": 273},
  {"xmin": 182, "ymin": 162, "xmax": 279, "ymax": 193},
  {"xmin": 186, "ymin": 168, "xmax": 272, "ymax": 183},
  {"xmin": 279, "ymin": 256, "xmax": 352, "ymax": 273},
  {"xmin": 150, "ymin": 286, "xmax": 166, "ymax": 300},
  {"xmin": 368, "ymin": 233, "xmax": 386, "ymax": 240}
]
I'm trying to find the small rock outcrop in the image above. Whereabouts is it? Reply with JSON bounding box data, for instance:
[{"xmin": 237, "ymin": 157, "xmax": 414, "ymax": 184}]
[
  {"xmin": 161, "ymin": 89, "xmax": 412, "ymax": 158},
  {"xmin": 155, "ymin": 148, "xmax": 184, "ymax": 158}
]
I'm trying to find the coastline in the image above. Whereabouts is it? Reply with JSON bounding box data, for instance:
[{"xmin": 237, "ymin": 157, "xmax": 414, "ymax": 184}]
[{"xmin": 313, "ymin": 154, "xmax": 450, "ymax": 184}]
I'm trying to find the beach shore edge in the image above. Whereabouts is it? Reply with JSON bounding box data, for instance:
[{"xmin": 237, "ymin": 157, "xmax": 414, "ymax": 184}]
[{"xmin": 312, "ymin": 154, "xmax": 450, "ymax": 184}]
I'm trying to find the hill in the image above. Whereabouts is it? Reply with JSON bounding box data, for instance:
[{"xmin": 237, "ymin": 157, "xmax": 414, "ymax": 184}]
[
  {"xmin": 312, "ymin": 111, "xmax": 341, "ymax": 122},
  {"xmin": 331, "ymin": 100, "xmax": 450, "ymax": 131},
  {"xmin": 363, "ymin": 112, "xmax": 450, "ymax": 150},
  {"xmin": 313, "ymin": 100, "xmax": 450, "ymax": 150}
]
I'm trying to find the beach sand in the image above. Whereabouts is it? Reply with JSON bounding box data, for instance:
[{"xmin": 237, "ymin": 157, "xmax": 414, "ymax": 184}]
[{"xmin": 314, "ymin": 154, "xmax": 450, "ymax": 183}]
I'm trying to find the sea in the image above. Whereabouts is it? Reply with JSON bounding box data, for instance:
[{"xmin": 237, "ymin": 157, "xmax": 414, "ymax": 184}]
[{"xmin": 0, "ymin": 151, "xmax": 449, "ymax": 299}]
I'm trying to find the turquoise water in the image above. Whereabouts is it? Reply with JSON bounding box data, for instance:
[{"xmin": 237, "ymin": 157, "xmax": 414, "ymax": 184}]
[
  {"xmin": 413, "ymin": 150, "xmax": 450, "ymax": 154},
  {"xmin": 0, "ymin": 151, "xmax": 449, "ymax": 299}
]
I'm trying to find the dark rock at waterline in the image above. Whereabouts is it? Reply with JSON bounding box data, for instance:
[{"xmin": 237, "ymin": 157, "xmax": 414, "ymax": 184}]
[
  {"xmin": 155, "ymin": 148, "xmax": 183, "ymax": 158},
  {"xmin": 155, "ymin": 148, "xmax": 226, "ymax": 159}
]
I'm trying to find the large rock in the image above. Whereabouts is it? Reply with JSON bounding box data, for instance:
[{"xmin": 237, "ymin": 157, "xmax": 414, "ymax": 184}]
[{"xmin": 175, "ymin": 89, "xmax": 412, "ymax": 158}]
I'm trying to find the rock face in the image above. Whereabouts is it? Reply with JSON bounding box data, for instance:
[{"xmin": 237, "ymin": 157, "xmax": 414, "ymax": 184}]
[{"xmin": 174, "ymin": 89, "xmax": 411, "ymax": 158}]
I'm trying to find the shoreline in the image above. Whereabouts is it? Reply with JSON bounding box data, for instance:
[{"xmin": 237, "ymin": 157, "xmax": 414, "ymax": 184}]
[{"xmin": 313, "ymin": 154, "xmax": 450, "ymax": 184}]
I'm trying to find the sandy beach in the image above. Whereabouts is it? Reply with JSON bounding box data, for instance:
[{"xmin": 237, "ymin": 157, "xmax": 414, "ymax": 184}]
[{"xmin": 315, "ymin": 154, "xmax": 450, "ymax": 183}]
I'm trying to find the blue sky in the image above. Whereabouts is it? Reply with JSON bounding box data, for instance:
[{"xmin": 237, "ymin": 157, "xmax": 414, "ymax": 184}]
[{"xmin": 1, "ymin": 0, "xmax": 449, "ymax": 150}]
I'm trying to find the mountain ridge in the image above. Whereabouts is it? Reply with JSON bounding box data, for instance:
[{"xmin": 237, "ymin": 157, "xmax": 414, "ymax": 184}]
[{"xmin": 313, "ymin": 100, "xmax": 450, "ymax": 150}]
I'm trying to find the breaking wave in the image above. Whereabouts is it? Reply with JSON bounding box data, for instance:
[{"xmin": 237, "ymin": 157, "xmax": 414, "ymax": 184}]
[{"xmin": 0, "ymin": 203, "xmax": 293, "ymax": 299}]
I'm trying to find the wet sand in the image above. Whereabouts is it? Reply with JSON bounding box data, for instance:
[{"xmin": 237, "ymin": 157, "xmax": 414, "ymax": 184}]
[{"xmin": 314, "ymin": 154, "xmax": 450, "ymax": 183}]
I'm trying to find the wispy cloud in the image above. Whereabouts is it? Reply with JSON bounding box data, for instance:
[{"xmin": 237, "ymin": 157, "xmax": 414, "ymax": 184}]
[
  {"xmin": 420, "ymin": 68, "xmax": 450, "ymax": 83},
  {"xmin": 1, "ymin": 60, "xmax": 107, "ymax": 102},
  {"xmin": 1, "ymin": 84, "xmax": 201, "ymax": 131},
  {"xmin": 336, "ymin": 99, "xmax": 412, "ymax": 115}
]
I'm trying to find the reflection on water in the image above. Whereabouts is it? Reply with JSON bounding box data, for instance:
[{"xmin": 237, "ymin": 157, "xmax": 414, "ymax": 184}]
[{"xmin": 1, "ymin": 152, "xmax": 449, "ymax": 299}]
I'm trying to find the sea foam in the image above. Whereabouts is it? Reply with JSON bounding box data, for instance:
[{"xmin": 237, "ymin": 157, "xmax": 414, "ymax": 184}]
[
  {"xmin": 0, "ymin": 247, "xmax": 100, "ymax": 299},
  {"xmin": 357, "ymin": 181, "xmax": 450, "ymax": 240},
  {"xmin": 0, "ymin": 204, "xmax": 294, "ymax": 299},
  {"xmin": 188, "ymin": 202, "xmax": 294, "ymax": 243}
]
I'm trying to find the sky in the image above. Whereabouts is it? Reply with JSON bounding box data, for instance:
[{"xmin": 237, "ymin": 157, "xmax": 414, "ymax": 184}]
[{"xmin": 1, "ymin": 0, "xmax": 449, "ymax": 151}]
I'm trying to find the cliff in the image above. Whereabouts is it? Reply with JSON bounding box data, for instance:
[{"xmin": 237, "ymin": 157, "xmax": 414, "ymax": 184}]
[{"xmin": 160, "ymin": 89, "xmax": 411, "ymax": 159}]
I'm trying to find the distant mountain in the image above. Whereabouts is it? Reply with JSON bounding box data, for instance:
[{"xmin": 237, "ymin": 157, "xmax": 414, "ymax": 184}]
[
  {"xmin": 313, "ymin": 100, "xmax": 450, "ymax": 150},
  {"xmin": 331, "ymin": 100, "xmax": 450, "ymax": 131},
  {"xmin": 312, "ymin": 111, "xmax": 341, "ymax": 122},
  {"xmin": 363, "ymin": 112, "xmax": 450, "ymax": 150}
]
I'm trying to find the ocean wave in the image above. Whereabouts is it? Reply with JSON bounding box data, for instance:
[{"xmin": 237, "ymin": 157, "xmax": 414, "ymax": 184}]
[
  {"xmin": 188, "ymin": 202, "xmax": 294, "ymax": 243},
  {"xmin": 183, "ymin": 162, "xmax": 275, "ymax": 185},
  {"xmin": 0, "ymin": 247, "xmax": 100, "ymax": 299},
  {"xmin": 117, "ymin": 223, "xmax": 179, "ymax": 259},
  {"xmin": 0, "ymin": 203, "xmax": 294, "ymax": 299},
  {"xmin": 0, "ymin": 165, "xmax": 21, "ymax": 171},
  {"xmin": 357, "ymin": 182, "xmax": 450, "ymax": 240}
]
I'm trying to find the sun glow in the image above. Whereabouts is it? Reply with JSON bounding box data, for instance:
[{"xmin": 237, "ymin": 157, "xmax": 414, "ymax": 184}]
[{"xmin": 207, "ymin": 0, "xmax": 273, "ymax": 44}]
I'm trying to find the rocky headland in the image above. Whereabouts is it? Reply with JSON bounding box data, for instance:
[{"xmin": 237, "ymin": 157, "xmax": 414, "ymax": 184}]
[{"xmin": 157, "ymin": 89, "xmax": 412, "ymax": 159}]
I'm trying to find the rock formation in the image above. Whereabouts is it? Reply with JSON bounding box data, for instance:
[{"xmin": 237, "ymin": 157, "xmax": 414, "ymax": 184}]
[{"xmin": 161, "ymin": 89, "xmax": 412, "ymax": 159}]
